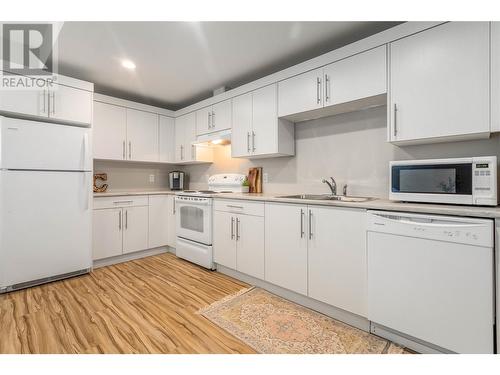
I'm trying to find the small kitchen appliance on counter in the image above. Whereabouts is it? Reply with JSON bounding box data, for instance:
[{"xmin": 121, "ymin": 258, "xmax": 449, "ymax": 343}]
[
  {"xmin": 174, "ymin": 174, "xmax": 247, "ymax": 269},
  {"xmin": 390, "ymin": 156, "xmax": 498, "ymax": 206},
  {"xmin": 169, "ymin": 171, "xmax": 186, "ymax": 190}
]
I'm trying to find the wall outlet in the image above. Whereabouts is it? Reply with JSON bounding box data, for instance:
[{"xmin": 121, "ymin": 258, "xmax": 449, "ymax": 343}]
[
  {"xmin": 263, "ymin": 173, "xmax": 269, "ymax": 183},
  {"xmin": 149, "ymin": 174, "xmax": 155, "ymax": 183}
]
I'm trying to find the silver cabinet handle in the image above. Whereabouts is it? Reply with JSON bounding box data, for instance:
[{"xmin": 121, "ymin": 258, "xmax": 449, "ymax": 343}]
[
  {"xmin": 122, "ymin": 141, "xmax": 126, "ymax": 159},
  {"xmin": 125, "ymin": 210, "xmax": 128, "ymax": 230},
  {"xmin": 325, "ymin": 74, "xmax": 330, "ymax": 103},
  {"xmin": 316, "ymin": 77, "xmax": 321, "ymax": 104},
  {"xmin": 208, "ymin": 112, "xmax": 211, "ymax": 129},
  {"xmin": 173, "ymin": 198, "xmax": 176, "ymax": 214},
  {"xmin": 308, "ymin": 209, "xmax": 313, "ymax": 240},
  {"xmin": 231, "ymin": 216, "xmax": 235, "ymax": 239},
  {"xmin": 252, "ymin": 131, "xmax": 256, "ymax": 152},
  {"xmin": 128, "ymin": 141, "xmax": 132, "ymax": 159},
  {"xmin": 49, "ymin": 91, "xmax": 55, "ymax": 115},
  {"xmin": 211, "ymin": 111, "xmax": 215, "ymax": 128},
  {"xmin": 393, "ymin": 103, "xmax": 398, "ymax": 138},
  {"xmin": 247, "ymin": 132, "xmax": 251, "ymax": 153},
  {"xmin": 227, "ymin": 205, "xmax": 244, "ymax": 209},
  {"xmin": 180, "ymin": 145, "xmax": 184, "ymax": 160},
  {"xmin": 300, "ymin": 209, "xmax": 305, "ymax": 238},
  {"xmin": 42, "ymin": 90, "xmax": 46, "ymax": 114},
  {"xmin": 191, "ymin": 144, "xmax": 195, "ymax": 159},
  {"xmin": 119, "ymin": 210, "xmax": 122, "ymax": 230},
  {"xmin": 113, "ymin": 200, "xmax": 133, "ymax": 204},
  {"xmin": 236, "ymin": 218, "xmax": 240, "ymax": 240}
]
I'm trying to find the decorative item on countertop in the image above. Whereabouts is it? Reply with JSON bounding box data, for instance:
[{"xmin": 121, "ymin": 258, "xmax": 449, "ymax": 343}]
[
  {"xmin": 248, "ymin": 167, "xmax": 262, "ymax": 193},
  {"xmin": 93, "ymin": 173, "xmax": 108, "ymax": 193},
  {"xmin": 241, "ymin": 177, "xmax": 250, "ymax": 193}
]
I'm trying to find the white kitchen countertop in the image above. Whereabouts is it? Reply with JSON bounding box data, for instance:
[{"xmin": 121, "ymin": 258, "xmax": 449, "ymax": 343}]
[
  {"xmin": 93, "ymin": 190, "xmax": 500, "ymax": 219},
  {"xmin": 212, "ymin": 193, "xmax": 500, "ymax": 219},
  {"xmin": 93, "ymin": 190, "xmax": 176, "ymax": 197}
]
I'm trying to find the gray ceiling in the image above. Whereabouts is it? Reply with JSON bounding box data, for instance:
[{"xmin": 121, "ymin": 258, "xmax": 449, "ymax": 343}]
[{"xmin": 56, "ymin": 22, "xmax": 401, "ymax": 110}]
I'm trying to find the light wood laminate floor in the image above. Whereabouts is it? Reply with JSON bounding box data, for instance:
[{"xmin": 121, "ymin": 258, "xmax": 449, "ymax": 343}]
[{"xmin": 0, "ymin": 253, "xmax": 255, "ymax": 354}]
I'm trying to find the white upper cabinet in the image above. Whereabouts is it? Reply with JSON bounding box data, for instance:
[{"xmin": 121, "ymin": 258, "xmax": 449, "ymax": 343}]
[
  {"xmin": 323, "ymin": 46, "xmax": 386, "ymax": 107},
  {"xmin": 232, "ymin": 84, "xmax": 294, "ymax": 159},
  {"xmin": 175, "ymin": 112, "xmax": 213, "ymax": 164},
  {"xmin": 278, "ymin": 68, "xmax": 323, "ymax": 118},
  {"xmin": 278, "ymin": 47, "xmax": 387, "ymax": 121},
  {"xmin": 93, "ymin": 102, "xmax": 127, "ymax": 160},
  {"xmin": 0, "ymin": 77, "xmax": 93, "ymax": 126},
  {"xmin": 195, "ymin": 106, "xmax": 213, "ymax": 135},
  {"xmin": 159, "ymin": 115, "xmax": 175, "ymax": 163},
  {"xmin": 50, "ymin": 84, "xmax": 93, "ymax": 125},
  {"xmin": 196, "ymin": 99, "xmax": 231, "ymax": 136},
  {"xmin": 231, "ymin": 92, "xmax": 253, "ymax": 158},
  {"xmin": 388, "ymin": 22, "xmax": 490, "ymax": 144},
  {"xmin": 126, "ymin": 109, "xmax": 159, "ymax": 162}
]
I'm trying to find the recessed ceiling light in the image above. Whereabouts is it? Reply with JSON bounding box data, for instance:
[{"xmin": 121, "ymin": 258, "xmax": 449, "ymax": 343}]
[{"xmin": 121, "ymin": 59, "xmax": 136, "ymax": 70}]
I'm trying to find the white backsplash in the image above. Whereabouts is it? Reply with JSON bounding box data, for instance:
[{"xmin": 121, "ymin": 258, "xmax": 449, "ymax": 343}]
[{"xmin": 183, "ymin": 106, "xmax": 500, "ymax": 198}]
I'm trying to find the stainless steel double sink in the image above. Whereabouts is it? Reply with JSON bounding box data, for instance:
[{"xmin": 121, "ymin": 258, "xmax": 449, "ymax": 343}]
[{"xmin": 275, "ymin": 194, "xmax": 374, "ymax": 203}]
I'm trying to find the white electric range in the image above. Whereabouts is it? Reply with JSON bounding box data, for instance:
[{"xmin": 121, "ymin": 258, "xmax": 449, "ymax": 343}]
[{"xmin": 175, "ymin": 174, "xmax": 246, "ymax": 269}]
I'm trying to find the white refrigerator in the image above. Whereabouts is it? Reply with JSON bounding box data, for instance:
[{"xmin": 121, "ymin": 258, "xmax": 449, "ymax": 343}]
[{"xmin": 0, "ymin": 116, "xmax": 92, "ymax": 292}]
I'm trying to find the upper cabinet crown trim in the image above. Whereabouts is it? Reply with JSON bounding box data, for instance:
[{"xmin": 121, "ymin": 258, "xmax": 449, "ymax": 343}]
[
  {"xmin": 174, "ymin": 22, "xmax": 444, "ymax": 117},
  {"xmin": 94, "ymin": 93, "xmax": 175, "ymax": 117}
]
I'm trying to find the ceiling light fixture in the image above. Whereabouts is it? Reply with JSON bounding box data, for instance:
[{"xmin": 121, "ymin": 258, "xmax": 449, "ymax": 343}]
[{"xmin": 121, "ymin": 59, "xmax": 136, "ymax": 70}]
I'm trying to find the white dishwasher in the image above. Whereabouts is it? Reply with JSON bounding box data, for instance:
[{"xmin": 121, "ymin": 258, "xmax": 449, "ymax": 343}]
[{"xmin": 367, "ymin": 210, "xmax": 494, "ymax": 354}]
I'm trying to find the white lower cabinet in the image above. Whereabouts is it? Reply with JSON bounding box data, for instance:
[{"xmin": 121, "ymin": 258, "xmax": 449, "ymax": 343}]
[
  {"xmin": 93, "ymin": 194, "xmax": 178, "ymax": 261},
  {"xmin": 92, "ymin": 208, "xmax": 123, "ymax": 260},
  {"xmin": 213, "ymin": 200, "xmax": 265, "ymax": 279},
  {"xmin": 307, "ymin": 206, "xmax": 367, "ymax": 317},
  {"xmin": 264, "ymin": 202, "xmax": 367, "ymax": 316},
  {"xmin": 122, "ymin": 206, "xmax": 149, "ymax": 254},
  {"xmin": 148, "ymin": 195, "xmax": 170, "ymax": 249},
  {"xmin": 265, "ymin": 203, "xmax": 308, "ymax": 295}
]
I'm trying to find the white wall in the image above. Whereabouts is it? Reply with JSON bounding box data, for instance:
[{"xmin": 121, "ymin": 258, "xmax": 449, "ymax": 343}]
[{"xmin": 183, "ymin": 106, "xmax": 500, "ymax": 198}]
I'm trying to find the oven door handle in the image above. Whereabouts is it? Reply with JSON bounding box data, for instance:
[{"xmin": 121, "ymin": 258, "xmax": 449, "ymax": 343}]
[{"xmin": 175, "ymin": 199, "xmax": 212, "ymax": 207}]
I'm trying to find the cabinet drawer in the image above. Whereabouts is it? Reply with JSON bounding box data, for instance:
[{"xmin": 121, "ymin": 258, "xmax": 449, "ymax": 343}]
[
  {"xmin": 214, "ymin": 199, "xmax": 264, "ymax": 216},
  {"xmin": 93, "ymin": 195, "xmax": 149, "ymax": 209}
]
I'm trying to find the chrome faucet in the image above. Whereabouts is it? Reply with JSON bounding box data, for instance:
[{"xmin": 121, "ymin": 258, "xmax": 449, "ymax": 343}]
[{"xmin": 322, "ymin": 177, "xmax": 337, "ymax": 195}]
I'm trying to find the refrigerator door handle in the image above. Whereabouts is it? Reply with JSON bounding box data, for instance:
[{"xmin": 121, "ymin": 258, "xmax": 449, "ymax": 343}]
[{"xmin": 83, "ymin": 133, "xmax": 89, "ymax": 170}]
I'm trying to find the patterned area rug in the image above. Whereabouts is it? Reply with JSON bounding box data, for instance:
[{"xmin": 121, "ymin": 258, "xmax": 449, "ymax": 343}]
[{"xmin": 198, "ymin": 287, "xmax": 412, "ymax": 354}]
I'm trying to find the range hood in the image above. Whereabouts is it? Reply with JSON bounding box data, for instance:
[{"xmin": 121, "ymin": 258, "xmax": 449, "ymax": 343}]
[{"xmin": 192, "ymin": 129, "xmax": 231, "ymax": 146}]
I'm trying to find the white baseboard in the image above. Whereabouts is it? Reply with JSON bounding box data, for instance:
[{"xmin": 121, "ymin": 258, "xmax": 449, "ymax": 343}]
[
  {"xmin": 217, "ymin": 265, "xmax": 370, "ymax": 332},
  {"xmin": 93, "ymin": 246, "xmax": 171, "ymax": 269}
]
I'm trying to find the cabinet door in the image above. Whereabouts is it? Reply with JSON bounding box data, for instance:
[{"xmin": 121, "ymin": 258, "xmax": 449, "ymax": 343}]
[
  {"xmin": 126, "ymin": 109, "xmax": 159, "ymax": 162},
  {"xmin": 122, "ymin": 206, "xmax": 149, "ymax": 254},
  {"xmin": 93, "ymin": 101, "xmax": 127, "ymax": 160},
  {"xmin": 278, "ymin": 67, "xmax": 323, "ymax": 117},
  {"xmin": 159, "ymin": 115, "xmax": 175, "ymax": 163},
  {"xmin": 265, "ymin": 203, "xmax": 308, "ymax": 295},
  {"xmin": 212, "ymin": 99, "xmax": 232, "ymax": 132},
  {"xmin": 50, "ymin": 84, "xmax": 92, "ymax": 125},
  {"xmin": 166, "ymin": 195, "xmax": 177, "ymax": 248},
  {"xmin": 231, "ymin": 92, "xmax": 253, "ymax": 158},
  {"xmin": 389, "ymin": 22, "xmax": 490, "ymax": 142},
  {"xmin": 183, "ymin": 111, "xmax": 203, "ymax": 162},
  {"xmin": 308, "ymin": 207, "xmax": 367, "ymax": 317},
  {"xmin": 252, "ymin": 84, "xmax": 278, "ymax": 156},
  {"xmin": 323, "ymin": 46, "xmax": 386, "ymax": 107},
  {"xmin": 174, "ymin": 115, "xmax": 186, "ymax": 162},
  {"xmin": 92, "ymin": 208, "xmax": 123, "ymax": 260},
  {"xmin": 195, "ymin": 106, "xmax": 213, "ymax": 136},
  {"xmin": 236, "ymin": 214, "xmax": 265, "ymax": 279},
  {"xmin": 213, "ymin": 211, "xmax": 237, "ymax": 269},
  {"xmin": 0, "ymin": 88, "xmax": 47, "ymax": 119},
  {"xmin": 148, "ymin": 195, "xmax": 169, "ymax": 248}
]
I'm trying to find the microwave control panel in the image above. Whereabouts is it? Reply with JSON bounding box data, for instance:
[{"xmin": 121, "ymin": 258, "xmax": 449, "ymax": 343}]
[{"xmin": 472, "ymin": 157, "xmax": 497, "ymax": 204}]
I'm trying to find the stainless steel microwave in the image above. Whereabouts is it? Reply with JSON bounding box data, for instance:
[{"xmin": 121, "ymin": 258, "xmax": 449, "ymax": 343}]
[{"xmin": 390, "ymin": 157, "xmax": 498, "ymax": 206}]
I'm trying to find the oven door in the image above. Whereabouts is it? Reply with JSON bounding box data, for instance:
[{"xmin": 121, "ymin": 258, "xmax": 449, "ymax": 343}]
[
  {"xmin": 390, "ymin": 161, "xmax": 473, "ymax": 205},
  {"xmin": 175, "ymin": 197, "xmax": 212, "ymax": 245}
]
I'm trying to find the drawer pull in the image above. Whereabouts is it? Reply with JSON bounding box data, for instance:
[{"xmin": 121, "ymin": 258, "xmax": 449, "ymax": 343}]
[
  {"xmin": 226, "ymin": 205, "xmax": 244, "ymax": 209},
  {"xmin": 113, "ymin": 200, "xmax": 133, "ymax": 204}
]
